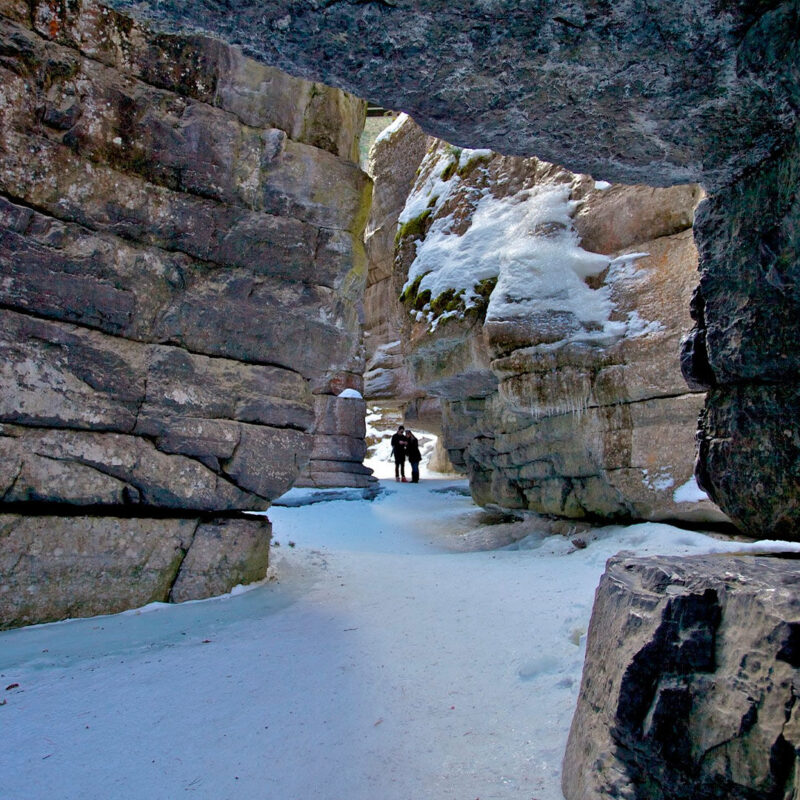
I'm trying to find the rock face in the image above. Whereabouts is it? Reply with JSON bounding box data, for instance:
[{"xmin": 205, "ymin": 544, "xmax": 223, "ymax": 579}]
[
  {"xmin": 563, "ymin": 553, "xmax": 800, "ymax": 800},
  {"xmin": 363, "ymin": 115, "xmax": 431, "ymax": 402},
  {"xmin": 0, "ymin": 0, "xmax": 370, "ymax": 625},
  {"xmin": 0, "ymin": 514, "xmax": 271, "ymax": 630},
  {"xmin": 376, "ymin": 128, "xmax": 723, "ymax": 524},
  {"xmin": 104, "ymin": 0, "xmax": 796, "ymax": 190},
  {"xmin": 295, "ymin": 394, "xmax": 375, "ymax": 489},
  {"xmin": 103, "ymin": 0, "xmax": 800, "ymax": 539}
]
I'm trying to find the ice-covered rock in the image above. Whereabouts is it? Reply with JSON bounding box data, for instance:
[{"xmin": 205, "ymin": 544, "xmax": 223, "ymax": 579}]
[{"xmin": 382, "ymin": 139, "xmax": 723, "ymax": 524}]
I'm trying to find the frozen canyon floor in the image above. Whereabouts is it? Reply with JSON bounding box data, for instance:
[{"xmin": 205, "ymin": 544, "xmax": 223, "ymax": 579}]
[{"xmin": 2, "ymin": 457, "xmax": 794, "ymax": 800}]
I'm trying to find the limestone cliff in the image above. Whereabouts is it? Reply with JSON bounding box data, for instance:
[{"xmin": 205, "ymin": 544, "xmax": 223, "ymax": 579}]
[
  {"xmin": 0, "ymin": 0, "xmax": 370, "ymax": 626},
  {"xmin": 363, "ymin": 115, "xmax": 430, "ymax": 402},
  {"xmin": 102, "ymin": 0, "xmax": 800, "ymax": 541},
  {"xmin": 372, "ymin": 125, "xmax": 723, "ymax": 525}
]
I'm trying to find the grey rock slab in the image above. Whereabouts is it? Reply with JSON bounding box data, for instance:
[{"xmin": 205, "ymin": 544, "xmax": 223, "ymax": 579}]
[
  {"xmin": 105, "ymin": 0, "xmax": 798, "ymax": 189},
  {"xmin": 169, "ymin": 516, "xmax": 271, "ymax": 603},
  {"xmin": 0, "ymin": 425, "xmax": 265, "ymax": 511},
  {"xmin": 18, "ymin": 2, "xmax": 366, "ymax": 162},
  {"xmin": 0, "ymin": 309, "xmax": 147, "ymax": 433}
]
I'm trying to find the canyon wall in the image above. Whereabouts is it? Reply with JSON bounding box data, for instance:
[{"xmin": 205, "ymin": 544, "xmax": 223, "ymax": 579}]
[
  {"xmin": 368, "ymin": 120, "xmax": 724, "ymax": 525},
  {"xmin": 104, "ymin": 0, "xmax": 800, "ymax": 540},
  {"xmin": 0, "ymin": 0, "xmax": 370, "ymax": 627}
]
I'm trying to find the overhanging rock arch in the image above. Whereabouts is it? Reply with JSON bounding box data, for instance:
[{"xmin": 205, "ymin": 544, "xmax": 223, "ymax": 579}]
[{"xmin": 107, "ymin": 0, "xmax": 800, "ymax": 538}]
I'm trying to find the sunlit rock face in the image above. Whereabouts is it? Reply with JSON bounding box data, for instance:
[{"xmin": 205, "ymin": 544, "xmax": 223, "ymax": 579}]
[
  {"xmin": 103, "ymin": 0, "xmax": 800, "ymax": 538},
  {"xmin": 563, "ymin": 553, "xmax": 800, "ymax": 800},
  {"xmin": 379, "ymin": 125, "xmax": 723, "ymax": 524},
  {"xmin": 0, "ymin": 0, "xmax": 369, "ymax": 624}
]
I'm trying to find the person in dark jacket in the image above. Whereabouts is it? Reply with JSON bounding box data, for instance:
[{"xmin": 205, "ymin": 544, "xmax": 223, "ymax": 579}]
[
  {"xmin": 405, "ymin": 430, "xmax": 422, "ymax": 483},
  {"xmin": 390, "ymin": 425, "xmax": 407, "ymax": 482}
]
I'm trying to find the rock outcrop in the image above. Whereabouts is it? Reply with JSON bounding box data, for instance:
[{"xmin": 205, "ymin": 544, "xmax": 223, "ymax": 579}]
[
  {"xmin": 295, "ymin": 393, "xmax": 374, "ymax": 489},
  {"xmin": 103, "ymin": 0, "xmax": 800, "ymax": 539},
  {"xmin": 375, "ymin": 127, "xmax": 723, "ymax": 524},
  {"xmin": 0, "ymin": 0, "xmax": 370, "ymax": 626},
  {"xmin": 563, "ymin": 553, "xmax": 800, "ymax": 800}
]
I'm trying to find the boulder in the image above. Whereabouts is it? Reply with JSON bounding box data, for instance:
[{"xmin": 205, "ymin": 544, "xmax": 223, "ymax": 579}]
[
  {"xmin": 0, "ymin": 513, "xmax": 271, "ymax": 629},
  {"xmin": 563, "ymin": 553, "xmax": 800, "ymax": 800}
]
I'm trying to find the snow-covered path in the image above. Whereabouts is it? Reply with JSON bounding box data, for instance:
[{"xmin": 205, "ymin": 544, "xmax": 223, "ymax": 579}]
[{"xmin": 1, "ymin": 477, "xmax": 787, "ymax": 800}]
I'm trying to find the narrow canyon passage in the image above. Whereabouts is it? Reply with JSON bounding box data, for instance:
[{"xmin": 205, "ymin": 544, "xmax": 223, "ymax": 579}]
[{"xmin": 1, "ymin": 473, "xmax": 786, "ymax": 800}]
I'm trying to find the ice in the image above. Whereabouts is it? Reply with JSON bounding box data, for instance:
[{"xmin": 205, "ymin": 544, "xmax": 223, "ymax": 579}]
[{"xmin": 2, "ymin": 447, "xmax": 790, "ymax": 800}]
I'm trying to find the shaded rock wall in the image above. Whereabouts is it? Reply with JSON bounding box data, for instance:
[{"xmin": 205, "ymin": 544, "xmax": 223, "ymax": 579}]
[
  {"xmin": 0, "ymin": 0, "xmax": 370, "ymax": 625},
  {"xmin": 103, "ymin": 0, "xmax": 800, "ymax": 539},
  {"xmin": 563, "ymin": 553, "xmax": 800, "ymax": 800},
  {"xmin": 295, "ymin": 394, "xmax": 374, "ymax": 489},
  {"xmin": 363, "ymin": 115, "xmax": 431, "ymax": 402},
  {"xmin": 374, "ymin": 126, "xmax": 722, "ymax": 524}
]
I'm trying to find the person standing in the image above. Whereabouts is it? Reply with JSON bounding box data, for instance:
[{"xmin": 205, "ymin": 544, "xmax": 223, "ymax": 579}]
[
  {"xmin": 390, "ymin": 425, "xmax": 408, "ymax": 482},
  {"xmin": 405, "ymin": 429, "xmax": 422, "ymax": 484}
]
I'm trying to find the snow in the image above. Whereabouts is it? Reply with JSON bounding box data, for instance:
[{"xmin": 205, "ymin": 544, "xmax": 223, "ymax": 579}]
[
  {"xmin": 399, "ymin": 149, "xmax": 654, "ymax": 344},
  {"xmin": 673, "ymin": 476, "xmax": 710, "ymax": 504},
  {"xmin": 641, "ymin": 467, "xmax": 675, "ymax": 492},
  {"xmin": 373, "ymin": 112, "xmax": 409, "ymax": 147},
  {"xmin": 3, "ymin": 472, "xmax": 794, "ymax": 799},
  {"xmin": 337, "ymin": 388, "xmax": 363, "ymax": 399}
]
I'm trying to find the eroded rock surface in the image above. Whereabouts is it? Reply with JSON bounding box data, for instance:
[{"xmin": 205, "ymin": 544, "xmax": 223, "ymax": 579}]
[
  {"xmin": 0, "ymin": 514, "xmax": 271, "ymax": 629},
  {"xmin": 563, "ymin": 553, "xmax": 800, "ymax": 800},
  {"xmin": 373, "ymin": 125, "xmax": 722, "ymax": 524},
  {"xmin": 0, "ymin": 0, "xmax": 371, "ymax": 623},
  {"xmin": 363, "ymin": 115, "xmax": 431, "ymax": 402},
  {"xmin": 104, "ymin": 0, "xmax": 797, "ymax": 190},
  {"xmin": 296, "ymin": 394, "xmax": 374, "ymax": 489}
]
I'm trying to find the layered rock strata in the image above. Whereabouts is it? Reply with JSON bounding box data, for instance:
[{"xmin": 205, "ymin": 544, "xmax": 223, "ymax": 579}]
[
  {"xmin": 563, "ymin": 553, "xmax": 800, "ymax": 800},
  {"xmin": 104, "ymin": 0, "xmax": 800, "ymax": 538},
  {"xmin": 379, "ymin": 128, "xmax": 722, "ymax": 524},
  {"xmin": 0, "ymin": 1, "xmax": 370, "ymax": 625},
  {"xmin": 363, "ymin": 115, "xmax": 430, "ymax": 402},
  {"xmin": 1, "ymin": 514, "xmax": 271, "ymax": 630},
  {"xmin": 295, "ymin": 394, "xmax": 374, "ymax": 489}
]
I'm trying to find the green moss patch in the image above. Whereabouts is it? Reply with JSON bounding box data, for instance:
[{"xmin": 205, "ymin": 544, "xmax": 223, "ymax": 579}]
[
  {"xmin": 457, "ymin": 151, "xmax": 493, "ymax": 179},
  {"xmin": 395, "ymin": 208, "xmax": 432, "ymax": 243}
]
